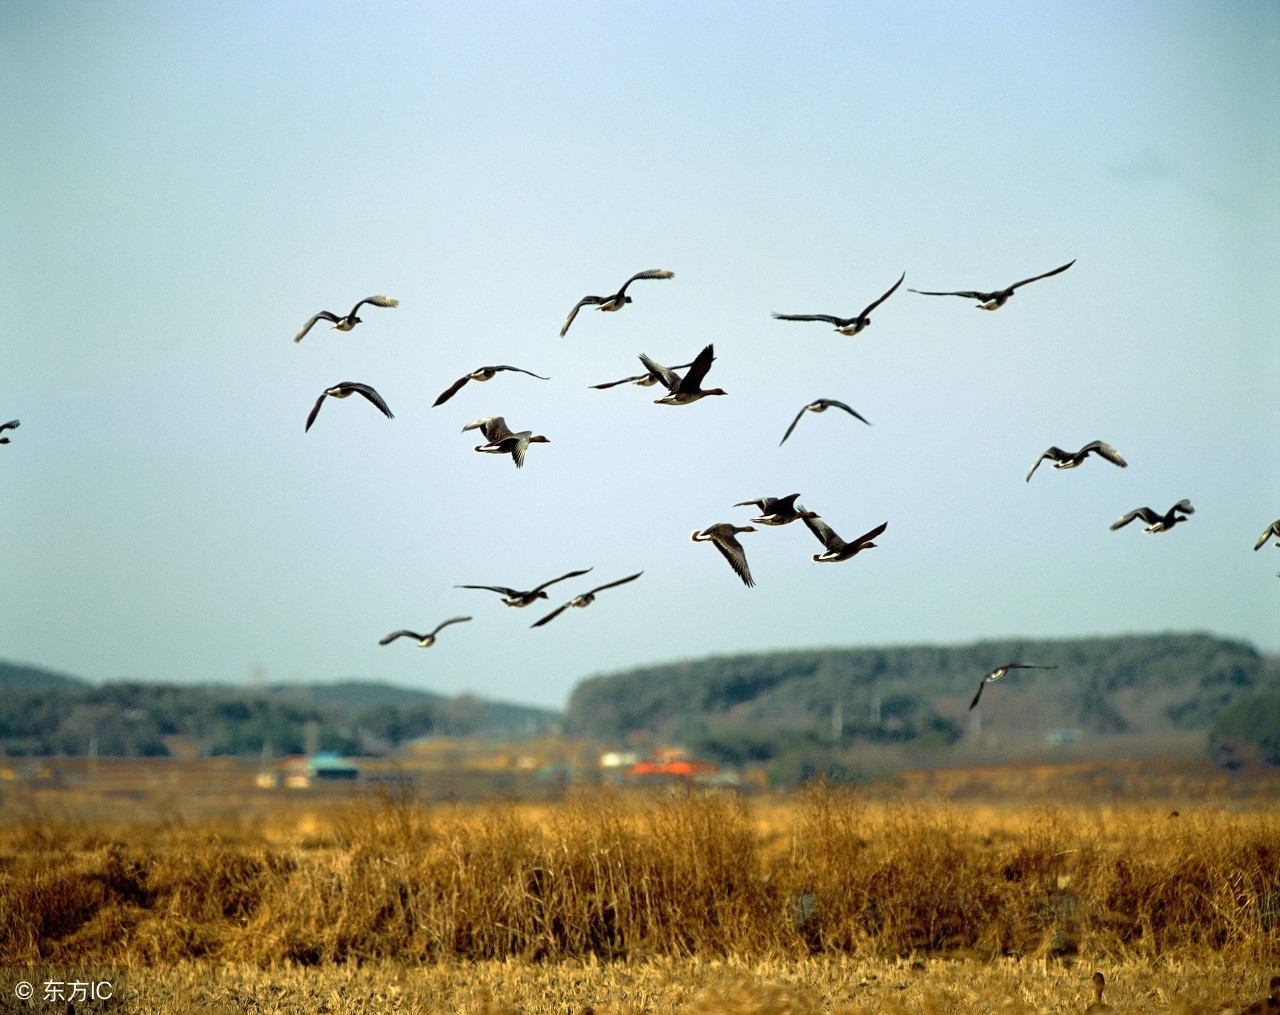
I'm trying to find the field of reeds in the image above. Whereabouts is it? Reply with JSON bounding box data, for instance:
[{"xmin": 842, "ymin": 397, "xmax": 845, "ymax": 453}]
[{"xmin": 2, "ymin": 768, "xmax": 1278, "ymax": 1012}]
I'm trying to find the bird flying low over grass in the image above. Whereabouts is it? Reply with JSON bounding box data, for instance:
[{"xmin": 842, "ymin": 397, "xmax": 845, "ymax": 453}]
[
  {"xmin": 461, "ymin": 416, "xmax": 549, "ymax": 468},
  {"xmin": 432, "ymin": 365, "xmax": 550, "ymax": 407},
  {"xmin": 378, "ymin": 616, "xmax": 472, "ymax": 648},
  {"xmin": 560, "ymin": 269, "xmax": 674, "ymax": 336},
  {"xmin": 455, "ymin": 568, "xmax": 593, "ymax": 607},
  {"xmin": 1254, "ymin": 519, "xmax": 1280, "ymax": 551},
  {"xmin": 691, "ymin": 523, "xmax": 757, "ymax": 587},
  {"xmin": 1025, "ymin": 440, "xmax": 1127, "ymax": 482},
  {"xmin": 969, "ymin": 662, "xmax": 1059, "ymax": 710},
  {"xmin": 294, "ymin": 295, "xmax": 398, "ymax": 342},
  {"xmin": 305, "ymin": 382, "xmax": 394, "ymax": 432},
  {"xmin": 531, "ymin": 572, "xmax": 643, "ymax": 628},
  {"xmin": 1110, "ymin": 499, "xmax": 1194, "ymax": 533},
  {"xmin": 771, "ymin": 271, "xmax": 905, "ymax": 335},
  {"xmin": 909, "ymin": 259, "xmax": 1075, "ymax": 310},
  {"xmin": 802, "ymin": 516, "xmax": 887, "ymax": 563},
  {"xmin": 0, "ymin": 419, "xmax": 18, "ymax": 444},
  {"xmin": 733, "ymin": 493, "xmax": 814, "ymax": 526},
  {"xmin": 780, "ymin": 398, "xmax": 871, "ymax": 446},
  {"xmin": 639, "ymin": 343, "xmax": 726, "ymax": 405}
]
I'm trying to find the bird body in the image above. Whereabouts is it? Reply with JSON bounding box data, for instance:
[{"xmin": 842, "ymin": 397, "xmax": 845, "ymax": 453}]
[
  {"xmin": 378, "ymin": 615, "xmax": 471, "ymax": 648},
  {"xmin": 461, "ymin": 416, "xmax": 549, "ymax": 468},
  {"xmin": 0, "ymin": 419, "xmax": 18, "ymax": 444},
  {"xmin": 1110, "ymin": 499, "xmax": 1194, "ymax": 533},
  {"xmin": 294, "ymin": 295, "xmax": 398, "ymax": 342},
  {"xmin": 771, "ymin": 271, "xmax": 905, "ymax": 335},
  {"xmin": 532, "ymin": 572, "xmax": 643, "ymax": 628},
  {"xmin": 969, "ymin": 662, "xmax": 1059, "ymax": 710},
  {"xmin": 734, "ymin": 493, "xmax": 813, "ymax": 526},
  {"xmin": 1254, "ymin": 520, "xmax": 1280, "ymax": 551},
  {"xmin": 803, "ymin": 516, "xmax": 886, "ymax": 563},
  {"xmin": 1025, "ymin": 440, "xmax": 1127, "ymax": 482},
  {"xmin": 780, "ymin": 398, "xmax": 871, "ymax": 445},
  {"xmin": 455, "ymin": 568, "xmax": 593, "ymax": 607},
  {"xmin": 909, "ymin": 259, "xmax": 1075, "ymax": 310},
  {"xmin": 560, "ymin": 269, "xmax": 674, "ymax": 336},
  {"xmin": 433, "ymin": 365, "xmax": 549, "ymax": 407},
  {"xmin": 691, "ymin": 523, "xmax": 757, "ymax": 587},
  {"xmin": 305, "ymin": 382, "xmax": 394, "ymax": 432},
  {"xmin": 639, "ymin": 343, "xmax": 726, "ymax": 405}
]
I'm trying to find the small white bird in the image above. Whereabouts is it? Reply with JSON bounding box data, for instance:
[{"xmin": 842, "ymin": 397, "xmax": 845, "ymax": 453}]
[
  {"xmin": 461, "ymin": 416, "xmax": 549, "ymax": 468},
  {"xmin": 1110, "ymin": 499, "xmax": 1194, "ymax": 533},
  {"xmin": 432, "ymin": 365, "xmax": 550, "ymax": 407},
  {"xmin": 909, "ymin": 260, "xmax": 1075, "ymax": 310},
  {"xmin": 304, "ymin": 382, "xmax": 394, "ymax": 432},
  {"xmin": 294, "ymin": 295, "xmax": 398, "ymax": 342},
  {"xmin": 378, "ymin": 616, "xmax": 472, "ymax": 648},
  {"xmin": 1025, "ymin": 440, "xmax": 1127, "ymax": 482},
  {"xmin": 691, "ymin": 523, "xmax": 757, "ymax": 587},
  {"xmin": 969, "ymin": 662, "xmax": 1059, "ymax": 710},
  {"xmin": 780, "ymin": 399, "xmax": 871, "ymax": 446},
  {"xmin": 532, "ymin": 572, "xmax": 643, "ymax": 628},
  {"xmin": 771, "ymin": 271, "xmax": 905, "ymax": 335},
  {"xmin": 560, "ymin": 269, "xmax": 674, "ymax": 336}
]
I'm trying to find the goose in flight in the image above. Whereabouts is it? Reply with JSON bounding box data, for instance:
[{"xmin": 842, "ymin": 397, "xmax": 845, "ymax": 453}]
[
  {"xmin": 691, "ymin": 523, "xmax": 757, "ymax": 587},
  {"xmin": 639, "ymin": 343, "xmax": 726, "ymax": 405},
  {"xmin": 455, "ymin": 568, "xmax": 593, "ymax": 607},
  {"xmin": 803, "ymin": 516, "xmax": 887, "ymax": 563},
  {"xmin": 0, "ymin": 419, "xmax": 18, "ymax": 444},
  {"xmin": 560, "ymin": 269, "xmax": 674, "ymax": 336},
  {"xmin": 969, "ymin": 662, "xmax": 1059, "ymax": 710},
  {"xmin": 461, "ymin": 416, "xmax": 549, "ymax": 468},
  {"xmin": 909, "ymin": 259, "xmax": 1075, "ymax": 310},
  {"xmin": 733, "ymin": 493, "xmax": 814, "ymax": 526},
  {"xmin": 590, "ymin": 360, "xmax": 694, "ymax": 390},
  {"xmin": 433, "ymin": 365, "xmax": 550, "ymax": 407},
  {"xmin": 378, "ymin": 615, "xmax": 472, "ymax": 648},
  {"xmin": 771, "ymin": 271, "xmax": 905, "ymax": 335},
  {"xmin": 294, "ymin": 295, "xmax": 398, "ymax": 342},
  {"xmin": 780, "ymin": 398, "xmax": 871, "ymax": 446},
  {"xmin": 1025, "ymin": 440, "xmax": 1127, "ymax": 482},
  {"xmin": 1254, "ymin": 519, "xmax": 1280, "ymax": 551},
  {"xmin": 1110, "ymin": 499, "xmax": 1194, "ymax": 533},
  {"xmin": 532, "ymin": 572, "xmax": 643, "ymax": 628},
  {"xmin": 305, "ymin": 382, "xmax": 394, "ymax": 432}
]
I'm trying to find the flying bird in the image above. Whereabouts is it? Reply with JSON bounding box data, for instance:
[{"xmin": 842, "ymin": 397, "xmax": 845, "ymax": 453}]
[
  {"xmin": 691, "ymin": 523, "xmax": 757, "ymax": 587},
  {"xmin": 771, "ymin": 271, "xmax": 905, "ymax": 335},
  {"xmin": 590, "ymin": 361, "xmax": 694, "ymax": 390},
  {"xmin": 1110, "ymin": 499, "xmax": 1195, "ymax": 533},
  {"xmin": 1025, "ymin": 440, "xmax": 1127, "ymax": 482},
  {"xmin": 294, "ymin": 295, "xmax": 399, "ymax": 342},
  {"xmin": 532, "ymin": 572, "xmax": 643, "ymax": 628},
  {"xmin": 305, "ymin": 382, "xmax": 394, "ymax": 432},
  {"xmin": 909, "ymin": 259, "xmax": 1075, "ymax": 310},
  {"xmin": 560, "ymin": 269, "xmax": 674, "ymax": 336},
  {"xmin": 802, "ymin": 516, "xmax": 887, "ymax": 563},
  {"xmin": 969, "ymin": 662, "xmax": 1059, "ymax": 710},
  {"xmin": 461, "ymin": 416, "xmax": 550, "ymax": 468},
  {"xmin": 0, "ymin": 419, "xmax": 18, "ymax": 444},
  {"xmin": 780, "ymin": 398, "xmax": 871, "ymax": 446},
  {"xmin": 639, "ymin": 343, "xmax": 726, "ymax": 405},
  {"xmin": 1254, "ymin": 519, "xmax": 1280, "ymax": 551},
  {"xmin": 733, "ymin": 493, "xmax": 814, "ymax": 527},
  {"xmin": 378, "ymin": 615, "xmax": 472, "ymax": 648},
  {"xmin": 455, "ymin": 568, "xmax": 594, "ymax": 607},
  {"xmin": 432, "ymin": 365, "xmax": 550, "ymax": 407}
]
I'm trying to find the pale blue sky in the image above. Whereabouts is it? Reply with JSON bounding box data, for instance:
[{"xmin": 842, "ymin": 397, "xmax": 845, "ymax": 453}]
[{"xmin": 3, "ymin": 2, "xmax": 1276, "ymax": 710}]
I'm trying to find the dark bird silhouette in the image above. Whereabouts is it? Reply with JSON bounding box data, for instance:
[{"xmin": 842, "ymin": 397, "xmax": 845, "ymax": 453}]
[
  {"xmin": 771, "ymin": 271, "xmax": 905, "ymax": 335},
  {"xmin": 294, "ymin": 295, "xmax": 398, "ymax": 342},
  {"xmin": 969, "ymin": 662, "xmax": 1059, "ymax": 710},
  {"xmin": 532, "ymin": 572, "xmax": 643, "ymax": 628},
  {"xmin": 1254, "ymin": 520, "xmax": 1280, "ymax": 551},
  {"xmin": 1025, "ymin": 440, "xmax": 1127, "ymax": 482},
  {"xmin": 378, "ymin": 616, "xmax": 471, "ymax": 648},
  {"xmin": 0, "ymin": 419, "xmax": 18, "ymax": 444},
  {"xmin": 734, "ymin": 493, "xmax": 814, "ymax": 526},
  {"xmin": 461, "ymin": 416, "xmax": 549, "ymax": 468},
  {"xmin": 1110, "ymin": 499, "xmax": 1194, "ymax": 533},
  {"xmin": 590, "ymin": 361, "xmax": 694, "ymax": 389},
  {"xmin": 780, "ymin": 398, "xmax": 871, "ymax": 445},
  {"xmin": 909, "ymin": 259, "xmax": 1075, "ymax": 310},
  {"xmin": 305, "ymin": 382, "xmax": 394, "ymax": 432},
  {"xmin": 560, "ymin": 269, "xmax": 674, "ymax": 336},
  {"xmin": 432, "ymin": 365, "xmax": 550, "ymax": 407},
  {"xmin": 1085, "ymin": 971, "xmax": 1113, "ymax": 1013},
  {"xmin": 455, "ymin": 568, "xmax": 593, "ymax": 607},
  {"xmin": 691, "ymin": 523, "xmax": 757, "ymax": 587},
  {"xmin": 802, "ymin": 516, "xmax": 887, "ymax": 563},
  {"xmin": 639, "ymin": 343, "xmax": 726, "ymax": 405}
]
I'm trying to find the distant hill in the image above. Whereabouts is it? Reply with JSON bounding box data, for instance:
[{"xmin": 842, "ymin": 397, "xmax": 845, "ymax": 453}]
[
  {"xmin": 565, "ymin": 633, "xmax": 1278, "ymax": 767},
  {"xmin": 0, "ymin": 660, "xmax": 90, "ymax": 692}
]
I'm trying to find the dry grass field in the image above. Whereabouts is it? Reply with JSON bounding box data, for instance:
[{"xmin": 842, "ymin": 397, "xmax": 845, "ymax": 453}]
[{"xmin": 2, "ymin": 759, "xmax": 1277, "ymax": 1012}]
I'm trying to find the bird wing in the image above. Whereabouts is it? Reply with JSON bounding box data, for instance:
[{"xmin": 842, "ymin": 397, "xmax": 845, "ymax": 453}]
[
  {"xmin": 779, "ymin": 405, "xmax": 810, "ymax": 446},
  {"xmin": 531, "ymin": 602, "xmax": 572, "ymax": 628},
  {"xmin": 378, "ymin": 630, "xmax": 422, "ymax": 645},
  {"xmin": 433, "ymin": 375, "xmax": 472, "ymax": 407},
  {"xmin": 508, "ymin": 433, "xmax": 532, "ymax": 468},
  {"xmin": 464, "ymin": 416, "xmax": 514, "ymax": 441},
  {"xmin": 709, "ymin": 535, "xmax": 754, "ymax": 587},
  {"xmin": 589, "ymin": 373, "xmax": 647, "ymax": 389},
  {"xmin": 1254, "ymin": 521, "xmax": 1280, "ymax": 551},
  {"xmin": 1007, "ymin": 663, "xmax": 1059, "ymax": 671},
  {"xmin": 349, "ymin": 383, "xmax": 394, "ymax": 419},
  {"xmin": 493, "ymin": 365, "xmax": 550, "ymax": 380},
  {"xmin": 429, "ymin": 615, "xmax": 472, "ymax": 637},
  {"xmin": 585, "ymin": 571, "xmax": 643, "ymax": 596},
  {"xmin": 825, "ymin": 399, "xmax": 872, "ymax": 426},
  {"xmin": 294, "ymin": 311, "xmax": 339, "ymax": 343},
  {"xmin": 850, "ymin": 520, "xmax": 889, "ymax": 548},
  {"xmin": 1110, "ymin": 507, "xmax": 1158, "ymax": 530},
  {"xmin": 304, "ymin": 391, "xmax": 329, "ymax": 432},
  {"xmin": 350, "ymin": 295, "xmax": 399, "ymax": 315},
  {"xmin": 802, "ymin": 513, "xmax": 840, "ymax": 549},
  {"xmin": 637, "ymin": 353, "xmax": 679, "ymax": 392},
  {"xmin": 968, "ymin": 680, "xmax": 987, "ymax": 710},
  {"xmin": 1081, "ymin": 440, "xmax": 1127, "ymax": 467},
  {"xmin": 561, "ymin": 296, "xmax": 603, "ymax": 336},
  {"xmin": 0, "ymin": 420, "xmax": 19, "ymax": 432},
  {"xmin": 616, "ymin": 268, "xmax": 674, "ymax": 296},
  {"xmin": 860, "ymin": 271, "xmax": 906, "ymax": 316},
  {"xmin": 907, "ymin": 289, "xmax": 989, "ymax": 300},
  {"xmin": 532, "ymin": 568, "xmax": 594, "ymax": 593},
  {"xmin": 1025, "ymin": 447, "xmax": 1063, "ymax": 482},
  {"xmin": 771, "ymin": 313, "xmax": 846, "ymax": 325},
  {"xmin": 679, "ymin": 344, "xmax": 716, "ymax": 391},
  {"xmin": 1007, "ymin": 259, "xmax": 1075, "ymax": 291},
  {"xmin": 733, "ymin": 498, "xmax": 769, "ymax": 510},
  {"xmin": 1171, "ymin": 499, "xmax": 1195, "ymax": 515},
  {"xmin": 455, "ymin": 584, "xmax": 521, "ymax": 597}
]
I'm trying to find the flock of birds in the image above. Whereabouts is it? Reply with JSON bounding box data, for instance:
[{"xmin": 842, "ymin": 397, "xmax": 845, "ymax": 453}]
[{"xmin": 269, "ymin": 257, "xmax": 1278, "ymax": 713}]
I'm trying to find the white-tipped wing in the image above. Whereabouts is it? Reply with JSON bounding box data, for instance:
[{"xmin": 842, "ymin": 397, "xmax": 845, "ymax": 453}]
[
  {"xmin": 1081, "ymin": 440, "xmax": 1127, "ymax": 468},
  {"xmin": 350, "ymin": 295, "xmax": 399, "ymax": 315}
]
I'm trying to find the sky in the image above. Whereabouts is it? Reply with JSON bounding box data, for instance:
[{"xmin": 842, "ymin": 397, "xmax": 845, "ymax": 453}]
[{"xmin": 2, "ymin": 2, "xmax": 1277, "ymax": 712}]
